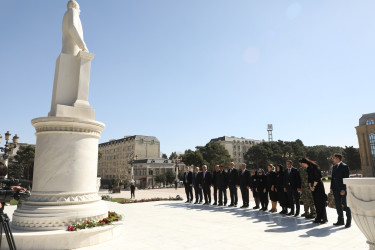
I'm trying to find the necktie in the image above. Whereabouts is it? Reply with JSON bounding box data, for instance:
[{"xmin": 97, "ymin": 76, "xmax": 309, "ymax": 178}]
[{"xmin": 288, "ymin": 168, "xmax": 291, "ymax": 174}]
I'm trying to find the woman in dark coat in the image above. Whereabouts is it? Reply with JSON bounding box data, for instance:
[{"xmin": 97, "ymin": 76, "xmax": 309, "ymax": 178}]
[
  {"xmin": 300, "ymin": 158, "xmax": 327, "ymax": 224},
  {"xmin": 266, "ymin": 164, "xmax": 278, "ymax": 212},
  {"xmin": 256, "ymin": 168, "xmax": 268, "ymax": 211},
  {"xmin": 275, "ymin": 164, "xmax": 288, "ymax": 214},
  {"xmin": 250, "ymin": 169, "xmax": 260, "ymax": 209}
]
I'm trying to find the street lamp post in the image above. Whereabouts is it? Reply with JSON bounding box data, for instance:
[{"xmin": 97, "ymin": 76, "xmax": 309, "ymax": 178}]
[
  {"xmin": 129, "ymin": 154, "xmax": 138, "ymax": 185},
  {"xmin": 0, "ymin": 131, "xmax": 19, "ymax": 168},
  {"xmin": 174, "ymin": 157, "xmax": 181, "ymax": 183}
]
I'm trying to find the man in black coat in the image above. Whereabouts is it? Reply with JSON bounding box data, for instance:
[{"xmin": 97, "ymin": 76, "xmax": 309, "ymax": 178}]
[
  {"xmin": 218, "ymin": 165, "xmax": 228, "ymax": 206},
  {"xmin": 130, "ymin": 183, "xmax": 135, "ymax": 199},
  {"xmin": 192, "ymin": 166, "xmax": 203, "ymax": 204},
  {"xmin": 283, "ymin": 160, "xmax": 301, "ymax": 216},
  {"xmin": 228, "ymin": 162, "xmax": 239, "ymax": 207},
  {"xmin": 330, "ymin": 153, "xmax": 352, "ymax": 228},
  {"xmin": 212, "ymin": 165, "xmax": 221, "ymax": 205},
  {"xmin": 200, "ymin": 165, "xmax": 212, "ymax": 205},
  {"xmin": 239, "ymin": 163, "xmax": 251, "ymax": 208},
  {"xmin": 183, "ymin": 166, "xmax": 193, "ymax": 203}
]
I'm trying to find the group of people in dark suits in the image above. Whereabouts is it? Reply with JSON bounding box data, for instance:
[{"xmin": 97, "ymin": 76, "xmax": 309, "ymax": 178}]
[{"xmin": 183, "ymin": 154, "xmax": 351, "ymax": 228}]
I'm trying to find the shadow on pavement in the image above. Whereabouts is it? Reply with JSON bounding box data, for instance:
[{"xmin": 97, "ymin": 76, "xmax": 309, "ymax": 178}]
[{"xmin": 157, "ymin": 202, "xmax": 343, "ymax": 237}]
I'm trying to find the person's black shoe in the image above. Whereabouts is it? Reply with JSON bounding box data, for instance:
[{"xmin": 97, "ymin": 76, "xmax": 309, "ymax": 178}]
[
  {"xmin": 212, "ymin": 202, "xmax": 217, "ymax": 206},
  {"xmin": 199, "ymin": 201, "xmax": 203, "ymax": 204},
  {"xmin": 287, "ymin": 212, "xmax": 294, "ymax": 216},
  {"xmin": 301, "ymin": 212, "xmax": 307, "ymax": 217},
  {"xmin": 253, "ymin": 206, "xmax": 260, "ymax": 209},
  {"xmin": 294, "ymin": 213, "xmax": 299, "ymax": 217},
  {"xmin": 313, "ymin": 219, "xmax": 321, "ymax": 224},
  {"xmin": 240, "ymin": 205, "xmax": 245, "ymax": 208},
  {"xmin": 224, "ymin": 203, "xmax": 227, "ymax": 206},
  {"xmin": 333, "ymin": 221, "xmax": 345, "ymax": 226},
  {"xmin": 269, "ymin": 209, "xmax": 273, "ymax": 212},
  {"xmin": 321, "ymin": 220, "xmax": 328, "ymax": 224},
  {"xmin": 228, "ymin": 204, "xmax": 234, "ymax": 207},
  {"xmin": 345, "ymin": 223, "xmax": 351, "ymax": 228},
  {"xmin": 185, "ymin": 200, "xmax": 189, "ymax": 203},
  {"xmin": 262, "ymin": 207, "xmax": 267, "ymax": 211},
  {"xmin": 194, "ymin": 201, "xmax": 198, "ymax": 204},
  {"xmin": 218, "ymin": 203, "xmax": 223, "ymax": 206},
  {"xmin": 234, "ymin": 204, "xmax": 237, "ymax": 207},
  {"xmin": 203, "ymin": 202, "xmax": 208, "ymax": 205},
  {"xmin": 305, "ymin": 214, "xmax": 315, "ymax": 219}
]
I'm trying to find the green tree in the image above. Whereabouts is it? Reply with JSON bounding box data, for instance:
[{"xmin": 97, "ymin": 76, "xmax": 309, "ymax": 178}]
[
  {"xmin": 169, "ymin": 152, "xmax": 178, "ymax": 160},
  {"xmin": 161, "ymin": 153, "xmax": 168, "ymax": 159},
  {"xmin": 181, "ymin": 150, "xmax": 206, "ymax": 168},
  {"xmin": 165, "ymin": 170, "xmax": 175, "ymax": 184},
  {"xmin": 178, "ymin": 171, "xmax": 184, "ymax": 181},
  {"xmin": 343, "ymin": 146, "xmax": 361, "ymax": 170},
  {"xmin": 155, "ymin": 174, "xmax": 166, "ymax": 185},
  {"xmin": 244, "ymin": 143, "xmax": 272, "ymax": 169},
  {"xmin": 12, "ymin": 145, "xmax": 35, "ymax": 180},
  {"xmin": 196, "ymin": 142, "xmax": 232, "ymax": 171}
]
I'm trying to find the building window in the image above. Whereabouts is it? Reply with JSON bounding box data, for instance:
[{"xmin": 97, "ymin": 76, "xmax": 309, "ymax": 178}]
[
  {"xmin": 369, "ymin": 133, "xmax": 375, "ymax": 167},
  {"xmin": 367, "ymin": 119, "xmax": 375, "ymax": 125}
]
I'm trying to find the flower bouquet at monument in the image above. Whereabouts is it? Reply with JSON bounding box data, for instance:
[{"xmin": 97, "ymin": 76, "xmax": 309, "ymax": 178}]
[{"xmin": 67, "ymin": 211, "xmax": 122, "ymax": 231}]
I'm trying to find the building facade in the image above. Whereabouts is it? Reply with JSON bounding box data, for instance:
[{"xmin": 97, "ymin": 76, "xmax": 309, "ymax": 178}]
[
  {"xmin": 356, "ymin": 113, "xmax": 375, "ymax": 177},
  {"xmin": 210, "ymin": 136, "xmax": 263, "ymax": 166},
  {"xmin": 98, "ymin": 135, "xmax": 160, "ymax": 181},
  {"xmin": 133, "ymin": 158, "xmax": 176, "ymax": 188}
]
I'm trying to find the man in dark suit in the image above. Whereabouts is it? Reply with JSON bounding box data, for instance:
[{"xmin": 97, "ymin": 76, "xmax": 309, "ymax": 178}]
[
  {"xmin": 239, "ymin": 163, "xmax": 251, "ymax": 208},
  {"xmin": 218, "ymin": 165, "xmax": 228, "ymax": 206},
  {"xmin": 200, "ymin": 165, "xmax": 212, "ymax": 205},
  {"xmin": 130, "ymin": 183, "xmax": 135, "ymax": 199},
  {"xmin": 212, "ymin": 165, "xmax": 221, "ymax": 205},
  {"xmin": 192, "ymin": 166, "xmax": 203, "ymax": 204},
  {"xmin": 228, "ymin": 162, "xmax": 239, "ymax": 207},
  {"xmin": 330, "ymin": 153, "xmax": 352, "ymax": 228},
  {"xmin": 283, "ymin": 160, "xmax": 301, "ymax": 216},
  {"xmin": 183, "ymin": 166, "xmax": 193, "ymax": 203}
]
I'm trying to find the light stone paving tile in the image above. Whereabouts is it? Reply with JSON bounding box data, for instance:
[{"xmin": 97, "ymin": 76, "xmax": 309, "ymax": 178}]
[{"xmin": 77, "ymin": 189, "xmax": 368, "ymax": 250}]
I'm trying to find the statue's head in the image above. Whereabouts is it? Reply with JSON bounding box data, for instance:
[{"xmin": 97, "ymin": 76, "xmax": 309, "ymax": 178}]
[{"xmin": 67, "ymin": 0, "xmax": 80, "ymax": 13}]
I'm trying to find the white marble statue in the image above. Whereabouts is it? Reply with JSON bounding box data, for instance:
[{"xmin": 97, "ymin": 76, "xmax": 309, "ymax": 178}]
[{"xmin": 62, "ymin": 0, "xmax": 88, "ymax": 55}]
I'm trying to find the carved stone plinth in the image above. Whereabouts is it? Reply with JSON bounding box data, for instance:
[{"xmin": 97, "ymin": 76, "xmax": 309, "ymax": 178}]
[
  {"xmin": 12, "ymin": 117, "xmax": 107, "ymax": 230},
  {"xmin": 344, "ymin": 178, "xmax": 375, "ymax": 250}
]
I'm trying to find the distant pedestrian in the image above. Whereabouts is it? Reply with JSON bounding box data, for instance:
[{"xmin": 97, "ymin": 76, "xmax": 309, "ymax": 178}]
[
  {"xmin": 330, "ymin": 153, "xmax": 352, "ymax": 228},
  {"xmin": 175, "ymin": 180, "xmax": 178, "ymax": 190},
  {"xmin": 130, "ymin": 183, "xmax": 135, "ymax": 199}
]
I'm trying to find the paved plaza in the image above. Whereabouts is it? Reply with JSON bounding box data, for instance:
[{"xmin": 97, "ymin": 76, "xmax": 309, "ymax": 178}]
[{"xmin": 80, "ymin": 185, "xmax": 368, "ymax": 250}]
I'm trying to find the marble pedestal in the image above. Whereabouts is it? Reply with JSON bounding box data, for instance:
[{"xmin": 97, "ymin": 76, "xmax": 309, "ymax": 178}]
[
  {"xmin": 344, "ymin": 178, "xmax": 375, "ymax": 250},
  {"xmin": 12, "ymin": 117, "xmax": 107, "ymax": 230}
]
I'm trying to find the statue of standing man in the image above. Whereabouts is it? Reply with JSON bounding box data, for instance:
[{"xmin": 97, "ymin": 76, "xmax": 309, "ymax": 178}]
[{"xmin": 61, "ymin": 0, "xmax": 88, "ymax": 55}]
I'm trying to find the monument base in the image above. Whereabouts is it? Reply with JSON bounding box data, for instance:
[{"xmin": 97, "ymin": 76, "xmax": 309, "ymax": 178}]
[{"xmin": 2, "ymin": 221, "xmax": 123, "ymax": 250}]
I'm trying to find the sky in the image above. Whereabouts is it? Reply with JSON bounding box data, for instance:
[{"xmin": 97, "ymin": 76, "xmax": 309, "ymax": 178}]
[{"xmin": 0, "ymin": 1, "xmax": 374, "ymax": 156}]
